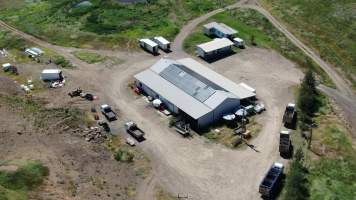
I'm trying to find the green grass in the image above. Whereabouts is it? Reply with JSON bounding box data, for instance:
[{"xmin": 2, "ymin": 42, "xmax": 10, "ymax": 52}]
[
  {"xmin": 260, "ymin": 0, "xmax": 356, "ymax": 90},
  {"xmin": 0, "ymin": 0, "xmax": 236, "ymax": 49},
  {"xmin": 0, "ymin": 161, "xmax": 48, "ymax": 200},
  {"xmin": 287, "ymin": 92, "xmax": 356, "ymax": 200},
  {"xmin": 73, "ymin": 51, "xmax": 106, "ymax": 64},
  {"xmin": 114, "ymin": 148, "xmax": 135, "ymax": 163},
  {"xmin": 183, "ymin": 8, "xmax": 335, "ymax": 87}
]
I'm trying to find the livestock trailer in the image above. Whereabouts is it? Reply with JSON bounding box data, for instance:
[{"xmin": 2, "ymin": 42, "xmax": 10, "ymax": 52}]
[
  {"xmin": 153, "ymin": 36, "xmax": 171, "ymax": 51},
  {"xmin": 139, "ymin": 38, "xmax": 159, "ymax": 55}
]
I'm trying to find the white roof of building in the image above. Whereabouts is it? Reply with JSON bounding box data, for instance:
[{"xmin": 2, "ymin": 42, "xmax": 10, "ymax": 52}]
[
  {"xmin": 25, "ymin": 49, "xmax": 40, "ymax": 56},
  {"xmin": 197, "ymin": 38, "xmax": 234, "ymax": 53},
  {"xmin": 204, "ymin": 22, "xmax": 238, "ymax": 35},
  {"xmin": 139, "ymin": 38, "xmax": 158, "ymax": 47},
  {"xmin": 42, "ymin": 69, "xmax": 62, "ymax": 74},
  {"xmin": 238, "ymin": 82, "xmax": 256, "ymax": 93},
  {"xmin": 154, "ymin": 36, "xmax": 170, "ymax": 45},
  {"xmin": 134, "ymin": 58, "xmax": 255, "ymax": 119},
  {"xmin": 178, "ymin": 58, "xmax": 256, "ymax": 99}
]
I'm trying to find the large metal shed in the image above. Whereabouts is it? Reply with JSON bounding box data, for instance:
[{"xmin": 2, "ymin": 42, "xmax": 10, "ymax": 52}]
[{"xmin": 134, "ymin": 58, "xmax": 255, "ymax": 129}]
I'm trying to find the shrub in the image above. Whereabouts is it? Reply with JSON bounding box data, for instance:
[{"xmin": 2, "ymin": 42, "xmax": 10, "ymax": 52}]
[
  {"xmin": 0, "ymin": 161, "xmax": 48, "ymax": 191},
  {"xmin": 53, "ymin": 55, "xmax": 73, "ymax": 68},
  {"xmin": 114, "ymin": 149, "xmax": 134, "ymax": 163}
]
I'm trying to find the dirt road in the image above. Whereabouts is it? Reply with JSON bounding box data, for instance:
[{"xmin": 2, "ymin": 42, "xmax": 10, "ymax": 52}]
[{"xmin": 103, "ymin": 47, "xmax": 302, "ymax": 200}]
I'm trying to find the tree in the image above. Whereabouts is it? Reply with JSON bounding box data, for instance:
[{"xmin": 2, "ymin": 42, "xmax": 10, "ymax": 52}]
[
  {"xmin": 284, "ymin": 148, "xmax": 309, "ymax": 200},
  {"xmin": 298, "ymin": 69, "xmax": 319, "ymax": 126}
]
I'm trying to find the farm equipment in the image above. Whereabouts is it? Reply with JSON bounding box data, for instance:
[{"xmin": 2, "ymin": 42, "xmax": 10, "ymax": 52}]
[{"xmin": 68, "ymin": 88, "xmax": 82, "ymax": 97}]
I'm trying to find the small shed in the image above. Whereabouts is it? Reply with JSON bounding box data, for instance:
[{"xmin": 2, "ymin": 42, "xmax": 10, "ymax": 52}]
[
  {"xmin": 41, "ymin": 69, "xmax": 64, "ymax": 82},
  {"xmin": 153, "ymin": 36, "xmax": 171, "ymax": 51},
  {"xmin": 203, "ymin": 22, "xmax": 238, "ymax": 39},
  {"xmin": 196, "ymin": 38, "xmax": 234, "ymax": 59},
  {"xmin": 139, "ymin": 39, "xmax": 159, "ymax": 55}
]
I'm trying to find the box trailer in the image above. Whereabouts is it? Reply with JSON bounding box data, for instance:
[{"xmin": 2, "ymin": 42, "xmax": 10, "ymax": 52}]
[
  {"xmin": 153, "ymin": 36, "xmax": 171, "ymax": 51},
  {"xmin": 139, "ymin": 39, "xmax": 159, "ymax": 55},
  {"xmin": 41, "ymin": 69, "xmax": 63, "ymax": 81}
]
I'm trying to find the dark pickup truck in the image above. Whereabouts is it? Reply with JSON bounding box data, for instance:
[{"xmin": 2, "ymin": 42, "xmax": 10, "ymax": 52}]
[
  {"xmin": 100, "ymin": 104, "xmax": 117, "ymax": 121},
  {"xmin": 259, "ymin": 162, "xmax": 284, "ymax": 199},
  {"xmin": 125, "ymin": 121, "xmax": 145, "ymax": 139}
]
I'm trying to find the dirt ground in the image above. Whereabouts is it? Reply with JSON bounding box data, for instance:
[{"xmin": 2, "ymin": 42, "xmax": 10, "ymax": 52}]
[
  {"xmin": 101, "ymin": 47, "xmax": 303, "ymax": 200},
  {"xmin": 0, "ymin": 59, "xmax": 148, "ymax": 200},
  {"xmin": 1, "ymin": 42, "xmax": 303, "ymax": 200},
  {"xmin": 0, "ymin": 30, "xmax": 304, "ymax": 200}
]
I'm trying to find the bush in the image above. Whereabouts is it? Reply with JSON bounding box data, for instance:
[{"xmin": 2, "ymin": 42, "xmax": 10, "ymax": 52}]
[
  {"xmin": 53, "ymin": 55, "xmax": 73, "ymax": 68},
  {"xmin": 284, "ymin": 148, "xmax": 309, "ymax": 200},
  {"xmin": 114, "ymin": 149, "xmax": 134, "ymax": 163},
  {"xmin": 0, "ymin": 161, "xmax": 48, "ymax": 191}
]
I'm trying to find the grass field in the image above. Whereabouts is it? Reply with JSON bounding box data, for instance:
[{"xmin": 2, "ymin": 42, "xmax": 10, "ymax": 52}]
[
  {"xmin": 183, "ymin": 8, "xmax": 334, "ymax": 87},
  {"xmin": 0, "ymin": 161, "xmax": 48, "ymax": 200},
  {"xmin": 260, "ymin": 0, "xmax": 356, "ymax": 90},
  {"xmin": 0, "ymin": 0, "xmax": 235, "ymax": 49}
]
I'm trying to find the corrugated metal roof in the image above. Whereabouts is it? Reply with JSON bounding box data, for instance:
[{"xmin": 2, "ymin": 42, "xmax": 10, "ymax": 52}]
[
  {"xmin": 134, "ymin": 69, "xmax": 212, "ymax": 119},
  {"xmin": 134, "ymin": 58, "xmax": 255, "ymax": 119},
  {"xmin": 154, "ymin": 36, "xmax": 170, "ymax": 45},
  {"xmin": 204, "ymin": 22, "xmax": 238, "ymax": 35},
  {"xmin": 197, "ymin": 38, "xmax": 234, "ymax": 53},
  {"xmin": 159, "ymin": 64, "xmax": 216, "ymax": 103},
  {"xmin": 178, "ymin": 58, "xmax": 256, "ymax": 99},
  {"xmin": 139, "ymin": 38, "xmax": 158, "ymax": 47}
]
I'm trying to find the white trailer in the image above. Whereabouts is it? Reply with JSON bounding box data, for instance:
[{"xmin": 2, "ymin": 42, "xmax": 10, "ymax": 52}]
[
  {"xmin": 25, "ymin": 47, "xmax": 44, "ymax": 58},
  {"xmin": 153, "ymin": 36, "xmax": 171, "ymax": 51},
  {"xmin": 41, "ymin": 69, "xmax": 64, "ymax": 81},
  {"xmin": 139, "ymin": 39, "xmax": 159, "ymax": 55}
]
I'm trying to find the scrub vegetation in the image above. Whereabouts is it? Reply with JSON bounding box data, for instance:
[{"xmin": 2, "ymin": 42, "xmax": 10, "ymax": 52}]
[
  {"xmin": 0, "ymin": 161, "xmax": 48, "ymax": 200},
  {"xmin": 260, "ymin": 0, "xmax": 356, "ymax": 90},
  {"xmin": 283, "ymin": 71, "xmax": 356, "ymax": 200},
  {"xmin": 184, "ymin": 8, "xmax": 334, "ymax": 87},
  {"xmin": 0, "ymin": 0, "xmax": 235, "ymax": 49},
  {"xmin": 0, "ymin": 95, "xmax": 92, "ymax": 129}
]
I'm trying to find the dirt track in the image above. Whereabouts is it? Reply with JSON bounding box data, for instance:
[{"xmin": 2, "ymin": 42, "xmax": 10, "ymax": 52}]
[{"xmin": 0, "ymin": 0, "xmax": 355, "ymax": 199}]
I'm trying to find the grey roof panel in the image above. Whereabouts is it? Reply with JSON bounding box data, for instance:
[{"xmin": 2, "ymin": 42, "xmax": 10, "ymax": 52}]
[
  {"xmin": 177, "ymin": 58, "xmax": 256, "ymax": 99},
  {"xmin": 134, "ymin": 69, "xmax": 211, "ymax": 119},
  {"xmin": 159, "ymin": 64, "xmax": 216, "ymax": 102}
]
